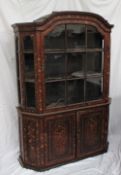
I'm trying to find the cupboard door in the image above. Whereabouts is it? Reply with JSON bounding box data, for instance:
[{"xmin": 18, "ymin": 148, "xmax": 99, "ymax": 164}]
[
  {"xmin": 45, "ymin": 112, "xmax": 76, "ymax": 166},
  {"xmin": 77, "ymin": 107, "xmax": 108, "ymax": 158}
]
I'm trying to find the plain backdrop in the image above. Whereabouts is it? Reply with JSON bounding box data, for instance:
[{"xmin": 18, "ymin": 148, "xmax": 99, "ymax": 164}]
[{"xmin": 0, "ymin": 0, "xmax": 121, "ymax": 175}]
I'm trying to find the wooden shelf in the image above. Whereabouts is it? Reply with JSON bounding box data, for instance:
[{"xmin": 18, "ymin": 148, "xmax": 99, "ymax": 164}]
[
  {"xmin": 24, "ymin": 78, "xmax": 35, "ymax": 83},
  {"xmin": 45, "ymin": 48, "xmax": 103, "ymax": 54}
]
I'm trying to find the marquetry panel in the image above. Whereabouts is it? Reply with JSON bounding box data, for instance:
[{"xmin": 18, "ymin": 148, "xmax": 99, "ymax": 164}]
[
  {"xmin": 77, "ymin": 107, "xmax": 108, "ymax": 157},
  {"xmin": 45, "ymin": 112, "xmax": 76, "ymax": 166},
  {"xmin": 21, "ymin": 115, "xmax": 44, "ymax": 167}
]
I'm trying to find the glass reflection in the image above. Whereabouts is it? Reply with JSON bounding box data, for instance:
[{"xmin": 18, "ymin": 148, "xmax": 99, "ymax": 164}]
[
  {"xmin": 45, "ymin": 25, "xmax": 65, "ymax": 49},
  {"xmin": 86, "ymin": 78, "xmax": 102, "ymax": 101},
  {"xmin": 67, "ymin": 79, "xmax": 84, "ymax": 104},
  {"xmin": 67, "ymin": 24, "xmax": 85, "ymax": 48},
  {"xmin": 86, "ymin": 52, "xmax": 102, "ymax": 75},
  {"xmin": 46, "ymin": 82, "xmax": 65, "ymax": 108},
  {"xmin": 45, "ymin": 53, "xmax": 65, "ymax": 80}
]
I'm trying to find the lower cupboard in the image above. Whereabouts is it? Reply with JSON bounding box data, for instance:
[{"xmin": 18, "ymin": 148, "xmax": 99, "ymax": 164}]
[{"xmin": 18, "ymin": 105, "xmax": 109, "ymax": 171}]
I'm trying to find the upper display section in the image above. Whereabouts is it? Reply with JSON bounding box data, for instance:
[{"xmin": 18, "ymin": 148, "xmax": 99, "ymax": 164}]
[
  {"xmin": 12, "ymin": 11, "xmax": 113, "ymax": 112},
  {"xmin": 44, "ymin": 23, "xmax": 104, "ymax": 108}
]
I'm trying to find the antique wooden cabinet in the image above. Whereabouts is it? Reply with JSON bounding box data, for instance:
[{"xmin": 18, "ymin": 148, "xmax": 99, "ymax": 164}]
[{"xmin": 12, "ymin": 11, "xmax": 113, "ymax": 171}]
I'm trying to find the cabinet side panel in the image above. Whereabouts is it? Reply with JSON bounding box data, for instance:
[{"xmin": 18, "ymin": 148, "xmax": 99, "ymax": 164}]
[
  {"xmin": 103, "ymin": 33, "xmax": 111, "ymax": 98},
  {"xmin": 18, "ymin": 111, "xmax": 24, "ymax": 160},
  {"xmin": 102, "ymin": 106, "xmax": 109, "ymax": 145},
  {"xmin": 19, "ymin": 113, "xmax": 45, "ymax": 168}
]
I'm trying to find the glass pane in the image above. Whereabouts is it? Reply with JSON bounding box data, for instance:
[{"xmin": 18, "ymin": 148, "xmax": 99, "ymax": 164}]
[
  {"xmin": 45, "ymin": 25, "xmax": 65, "ymax": 49},
  {"xmin": 23, "ymin": 36, "xmax": 33, "ymax": 50},
  {"xmin": 67, "ymin": 53, "xmax": 85, "ymax": 78},
  {"xmin": 45, "ymin": 53, "xmax": 65, "ymax": 80},
  {"xmin": 86, "ymin": 78, "xmax": 103, "ymax": 101},
  {"xmin": 46, "ymin": 82, "xmax": 65, "ymax": 108},
  {"xmin": 67, "ymin": 24, "xmax": 85, "ymax": 48},
  {"xmin": 24, "ymin": 53, "xmax": 34, "ymax": 79},
  {"xmin": 87, "ymin": 25, "xmax": 102, "ymax": 48},
  {"xmin": 86, "ymin": 52, "xmax": 102, "ymax": 75},
  {"xmin": 67, "ymin": 79, "xmax": 84, "ymax": 104},
  {"xmin": 25, "ymin": 82, "xmax": 35, "ymax": 107}
]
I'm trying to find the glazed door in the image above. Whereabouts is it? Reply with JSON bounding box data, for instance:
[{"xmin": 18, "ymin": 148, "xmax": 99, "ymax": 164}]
[
  {"xmin": 44, "ymin": 24, "xmax": 104, "ymax": 110},
  {"xmin": 45, "ymin": 112, "xmax": 76, "ymax": 166},
  {"xmin": 77, "ymin": 107, "xmax": 108, "ymax": 158}
]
